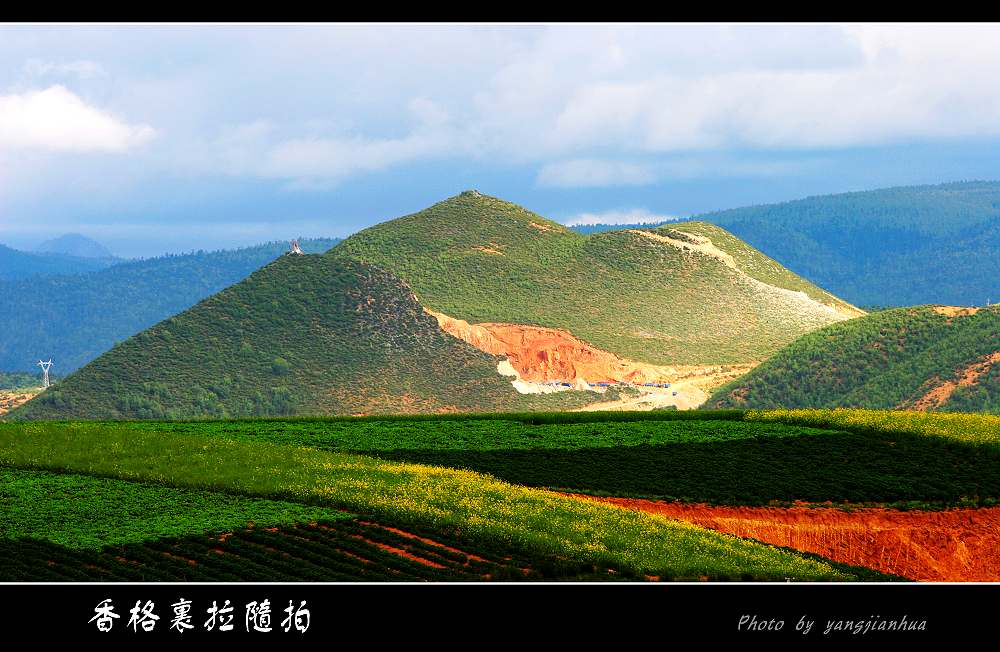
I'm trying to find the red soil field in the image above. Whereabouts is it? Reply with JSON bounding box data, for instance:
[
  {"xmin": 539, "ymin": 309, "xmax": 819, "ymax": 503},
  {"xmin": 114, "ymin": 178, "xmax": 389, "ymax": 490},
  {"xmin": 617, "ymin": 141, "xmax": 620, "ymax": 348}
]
[{"xmin": 572, "ymin": 495, "xmax": 1000, "ymax": 582}]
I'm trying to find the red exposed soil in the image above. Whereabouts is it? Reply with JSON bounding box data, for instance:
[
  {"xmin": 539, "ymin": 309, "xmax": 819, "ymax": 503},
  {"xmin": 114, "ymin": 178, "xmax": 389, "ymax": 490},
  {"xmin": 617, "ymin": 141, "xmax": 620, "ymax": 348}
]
[
  {"xmin": 427, "ymin": 309, "xmax": 679, "ymax": 384},
  {"xmin": 346, "ymin": 534, "xmax": 446, "ymax": 569},
  {"xmin": 334, "ymin": 547, "xmax": 372, "ymax": 564},
  {"xmin": 909, "ymin": 351, "xmax": 1000, "ymax": 411},
  {"xmin": 161, "ymin": 551, "xmax": 198, "ymax": 566},
  {"xmin": 569, "ymin": 495, "xmax": 1000, "ymax": 582},
  {"xmin": 360, "ymin": 521, "xmax": 491, "ymax": 563}
]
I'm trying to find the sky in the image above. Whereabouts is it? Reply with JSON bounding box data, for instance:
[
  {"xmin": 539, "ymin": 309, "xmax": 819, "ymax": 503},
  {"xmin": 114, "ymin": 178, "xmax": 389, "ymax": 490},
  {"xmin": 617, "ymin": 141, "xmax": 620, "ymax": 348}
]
[{"xmin": 3, "ymin": 23, "xmax": 1000, "ymax": 257}]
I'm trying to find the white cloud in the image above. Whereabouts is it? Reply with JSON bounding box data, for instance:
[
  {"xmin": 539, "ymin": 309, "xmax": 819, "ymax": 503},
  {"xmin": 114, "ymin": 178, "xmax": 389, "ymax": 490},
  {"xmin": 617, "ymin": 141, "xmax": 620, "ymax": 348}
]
[
  {"xmin": 9, "ymin": 24, "xmax": 1000, "ymax": 204},
  {"xmin": 208, "ymin": 98, "xmax": 458, "ymax": 187},
  {"xmin": 537, "ymin": 158, "xmax": 656, "ymax": 188},
  {"xmin": 23, "ymin": 59, "xmax": 107, "ymax": 80},
  {"xmin": 262, "ymin": 131, "xmax": 442, "ymax": 180},
  {"xmin": 0, "ymin": 85, "xmax": 155, "ymax": 152},
  {"xmin": 464, "ymin": 24, "xmax": 1000, "ymax": 157},
  {"xmin": 562, "ymin": 208, "xmax": 680, "ymax": 227}
]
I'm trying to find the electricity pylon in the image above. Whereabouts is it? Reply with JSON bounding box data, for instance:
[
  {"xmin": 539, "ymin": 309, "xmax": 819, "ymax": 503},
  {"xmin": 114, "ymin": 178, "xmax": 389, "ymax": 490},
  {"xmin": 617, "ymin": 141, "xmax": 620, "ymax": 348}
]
[{"xmin": 37, "ymin": 359, "xmax": 53, "ymax": 388}]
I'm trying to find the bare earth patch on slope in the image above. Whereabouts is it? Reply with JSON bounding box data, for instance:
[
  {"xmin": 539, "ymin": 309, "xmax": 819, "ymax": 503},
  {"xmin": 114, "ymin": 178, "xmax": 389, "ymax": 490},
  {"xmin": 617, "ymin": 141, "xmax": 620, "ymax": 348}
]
[
  {"xmin": 907, "ymin": 351, "xmax": 1000, "ymax": 411},
  {"xmin": 629, "ymin": 228, "xmax": 738, "ymax": 269},
  {"xmin": 572, "ymin": 495, "xmax": 1000, "ymax": 582},
  {"xmin": 630, "ymin": 228, "xmax": 863, "ymax": 320},
  {"xmin": 933, "ymin": 306, "xmax": 982, "ymax": 318},
  {"xmin": 428, "ymin": 308, "xmax": 755, "ymax": 409},
  {"xmin": 0, "ymin": 391, "xmax": 38, "ymax": 415}
]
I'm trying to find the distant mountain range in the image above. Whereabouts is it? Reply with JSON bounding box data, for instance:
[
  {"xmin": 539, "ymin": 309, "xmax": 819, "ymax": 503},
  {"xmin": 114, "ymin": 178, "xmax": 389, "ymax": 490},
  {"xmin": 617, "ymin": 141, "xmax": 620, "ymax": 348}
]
[
  {"xmin": 0, "ymin": 244, "xmax": 116, "ymax": 281},
  {"xmin": 34, "ymin": 233, "xmax": 115, "ymax": 259},
  {"xmin": 0, "ymin": 238, "xmax": 339, "ymax": 373},
  {"xmin": 573, "ymin": 181, "xmax": 1000, "ymax": 308}
]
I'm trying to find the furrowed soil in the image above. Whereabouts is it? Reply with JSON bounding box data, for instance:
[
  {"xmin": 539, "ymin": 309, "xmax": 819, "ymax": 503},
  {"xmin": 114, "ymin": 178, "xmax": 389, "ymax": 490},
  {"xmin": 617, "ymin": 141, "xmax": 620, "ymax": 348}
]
[{"xmin": 572, "ymin": 495, "xmax": 1000, "ymax": 582}]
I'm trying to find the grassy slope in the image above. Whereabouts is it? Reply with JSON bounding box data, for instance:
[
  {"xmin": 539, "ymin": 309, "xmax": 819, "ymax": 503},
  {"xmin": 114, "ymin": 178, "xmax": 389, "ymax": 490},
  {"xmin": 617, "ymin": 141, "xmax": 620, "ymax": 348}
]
[
  {"xmin": 0, "ymin": 238, "xmax": 339, "ymax": 373},
  {"xmin": 668, "ymin": 221, "xmax": 854, "ymax": 312},
  {"xmin": 331, "ymin": 191, "xmax": 857, "ymax": 365},
  {"xmin": 707, "ymin": 305, "xmax": 1000, "ymax": 411},
  {"xmin": 12, "ymin": 256, "xmax": 597, "ymax": 420},
  {"xmin": 0, "ymin": 421, "xmax": 858, "ymax": 580}
]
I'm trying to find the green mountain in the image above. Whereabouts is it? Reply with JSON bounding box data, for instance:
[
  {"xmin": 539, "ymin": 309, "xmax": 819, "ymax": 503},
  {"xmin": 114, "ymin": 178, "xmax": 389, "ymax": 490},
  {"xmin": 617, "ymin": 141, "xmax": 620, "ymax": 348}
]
[
  {"xmin": 696, "ymin": 180, "xmax": 1000, "ymax": 308},
  {"xmin": 0, "ymin": 244, "xmax": 114, "ymax": 281},
  {"xmin": 13, "ymin": 255, "xmax": 595, "ymax": 420},
  {"xmin": 331, "ymin": 191, "xmax": 861, "ymax": 366},
  {"xmin": 706, "ymin": 305, "xmax": 1000, "ymax": 412},
  {"xmin": 0, "ymin": 238, "xmax": 339, "ymax": 373}
]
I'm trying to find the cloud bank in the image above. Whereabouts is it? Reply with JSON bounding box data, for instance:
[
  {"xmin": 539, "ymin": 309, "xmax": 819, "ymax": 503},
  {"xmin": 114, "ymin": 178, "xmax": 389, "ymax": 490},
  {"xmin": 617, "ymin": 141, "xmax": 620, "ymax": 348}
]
[{"xmin": 0, "ymin": 85, "xmax": 155, "ymax": 152}]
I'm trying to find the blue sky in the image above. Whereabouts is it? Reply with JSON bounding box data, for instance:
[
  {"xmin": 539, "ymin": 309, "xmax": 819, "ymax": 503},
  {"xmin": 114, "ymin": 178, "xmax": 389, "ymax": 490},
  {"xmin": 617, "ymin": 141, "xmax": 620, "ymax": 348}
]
[{"xmin": 3, "ymin": 23, "xmax": 1000, "ymax": 257}]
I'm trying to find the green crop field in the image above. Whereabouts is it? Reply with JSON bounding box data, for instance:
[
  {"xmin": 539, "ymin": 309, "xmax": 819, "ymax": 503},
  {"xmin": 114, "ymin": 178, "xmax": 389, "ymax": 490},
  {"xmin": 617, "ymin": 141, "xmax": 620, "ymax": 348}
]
[
  {"xmin": 47, "ymin": 409, "xmax": 1000, "ymax": 508},
  {"xmin": 5, "ymin": 409, "xmax": 986, "ymax": 581},
  {"xmin": 0, "ymin": 413, "xmax": 917, "ymax": 582},
  {"xmin": 0, "ymin": 467, "xmax": 352, "ymax": 549},
  {"xmin": 0, "ymin": 518, "xmax": 653, "ymax": 582}
]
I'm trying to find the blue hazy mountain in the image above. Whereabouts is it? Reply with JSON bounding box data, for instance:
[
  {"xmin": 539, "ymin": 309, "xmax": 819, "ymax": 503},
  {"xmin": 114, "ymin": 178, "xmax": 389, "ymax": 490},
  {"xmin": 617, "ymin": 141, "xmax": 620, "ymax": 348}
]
[
  {"xmin": 34, "ymin": 233, "xmax": 115, "ymax": 259},
  {"xmin": 0, "ymin": 238, "xmax": 340, "ymax": 373},
  {"xmin": 0, "ymin": 243, "xmax": 116, "ymax": 281}
]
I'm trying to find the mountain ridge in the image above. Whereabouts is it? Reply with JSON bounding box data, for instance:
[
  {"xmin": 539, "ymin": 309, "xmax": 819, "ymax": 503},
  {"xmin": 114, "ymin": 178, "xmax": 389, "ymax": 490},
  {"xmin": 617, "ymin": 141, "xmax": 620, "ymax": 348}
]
[
  {"xmin": 11, "ymin": 254, "xmax": 600, "ymax": 420},
  {"xmin": 329, "ymin": 191, "xmax": 862, "ymax": 366}
]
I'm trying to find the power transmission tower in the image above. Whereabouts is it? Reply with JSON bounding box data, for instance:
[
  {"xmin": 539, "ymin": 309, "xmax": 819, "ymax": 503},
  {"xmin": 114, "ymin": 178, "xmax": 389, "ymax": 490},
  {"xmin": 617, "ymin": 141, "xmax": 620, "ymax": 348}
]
[{"xmin": 37, "ymin": 359, "xmax": 53, "ymax": 388}]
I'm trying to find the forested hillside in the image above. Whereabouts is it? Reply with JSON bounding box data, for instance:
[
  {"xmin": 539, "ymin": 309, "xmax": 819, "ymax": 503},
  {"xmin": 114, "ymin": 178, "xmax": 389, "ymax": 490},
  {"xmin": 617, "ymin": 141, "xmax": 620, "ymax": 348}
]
[
  {"xmin": 0, "ymin": 371, "xmax": 46, "ymax": 391},
  {"xmin": 707, "ymin": 305, "xmax": 1000, "ymax": 412},
  {"xmin": 13, "ymin": 256, "xmax": 596, "ymax": 420},
  {"xmin": 0, "ymin": 238, "xmax": 339, "ymax": 372}
]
